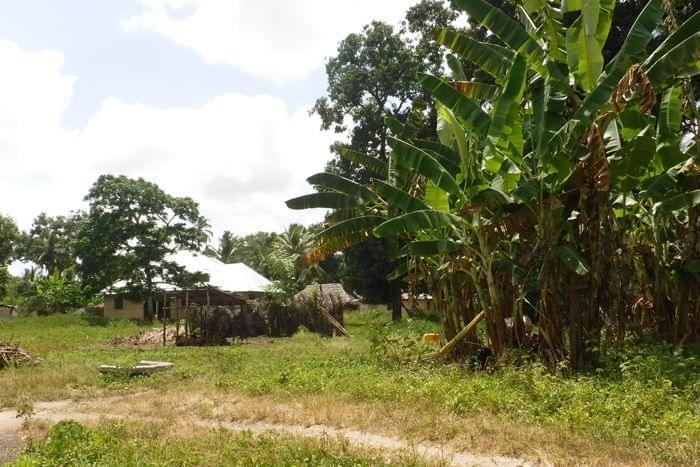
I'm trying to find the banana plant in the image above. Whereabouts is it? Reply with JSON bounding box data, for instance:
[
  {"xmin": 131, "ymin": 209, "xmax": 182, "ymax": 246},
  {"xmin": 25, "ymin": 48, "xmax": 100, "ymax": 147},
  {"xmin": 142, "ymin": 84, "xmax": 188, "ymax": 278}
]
[{"xmin": 287, "ymin": 0, "xmax": 700, "ymax": 364}]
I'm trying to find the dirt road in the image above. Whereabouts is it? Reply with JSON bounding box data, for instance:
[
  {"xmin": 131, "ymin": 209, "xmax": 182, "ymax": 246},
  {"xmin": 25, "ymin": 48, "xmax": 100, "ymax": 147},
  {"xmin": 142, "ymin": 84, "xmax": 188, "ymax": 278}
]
[{"xmin": 0, "ymin": 398, "xmax": 529, "ymax": 466}]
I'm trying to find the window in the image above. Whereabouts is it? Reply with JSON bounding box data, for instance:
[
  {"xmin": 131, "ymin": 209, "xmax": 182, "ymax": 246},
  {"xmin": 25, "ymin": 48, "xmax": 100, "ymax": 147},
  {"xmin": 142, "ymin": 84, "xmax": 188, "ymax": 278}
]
[{"xmin": 114, "ymin": 295, "xmax": 124, "ymax": 310}]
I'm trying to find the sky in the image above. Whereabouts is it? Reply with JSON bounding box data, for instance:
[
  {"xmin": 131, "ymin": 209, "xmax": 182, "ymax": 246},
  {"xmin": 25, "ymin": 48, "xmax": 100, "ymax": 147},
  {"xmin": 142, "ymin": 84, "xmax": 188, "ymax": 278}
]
[{"xmin": 0, "ymin": 0, "xmax": 419, "ymax": 244}]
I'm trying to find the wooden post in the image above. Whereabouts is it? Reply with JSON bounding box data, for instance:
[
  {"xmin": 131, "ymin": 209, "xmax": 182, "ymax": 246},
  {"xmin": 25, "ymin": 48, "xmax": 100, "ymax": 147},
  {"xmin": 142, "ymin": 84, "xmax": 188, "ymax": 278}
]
[
  {"xmin": 185, "ymin": 289, "xmax": 190, "ymax": 338},
  {"xmin": 175, "ymin": 292, "xmax": 180, "ymax": 339},
  {"xmin": 163, "ymin": 291, "xmax": 167, "ymax": 347},
  {"xmin": 205, "ymin": 287, "xmax": 210, "ymax": 341}
]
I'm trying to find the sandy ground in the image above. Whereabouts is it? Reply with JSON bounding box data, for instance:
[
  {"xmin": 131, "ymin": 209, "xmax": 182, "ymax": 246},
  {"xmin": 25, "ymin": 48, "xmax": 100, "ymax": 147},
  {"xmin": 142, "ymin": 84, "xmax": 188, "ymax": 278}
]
[{"xmin": 0, "ymin": 397, "xmax": 529, "ymax": 466}]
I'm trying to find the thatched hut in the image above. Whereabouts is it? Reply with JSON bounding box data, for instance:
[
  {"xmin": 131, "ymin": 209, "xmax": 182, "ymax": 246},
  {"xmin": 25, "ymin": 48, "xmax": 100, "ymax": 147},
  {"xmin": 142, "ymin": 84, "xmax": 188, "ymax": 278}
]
[{"xmin": 294, "ymin": 283, "xmax": 360, "ymax": 311}]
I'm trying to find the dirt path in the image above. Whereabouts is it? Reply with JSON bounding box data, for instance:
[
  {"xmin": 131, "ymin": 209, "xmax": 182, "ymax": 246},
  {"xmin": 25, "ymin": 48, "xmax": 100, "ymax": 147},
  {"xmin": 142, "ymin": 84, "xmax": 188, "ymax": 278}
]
[{"xmin": 0, "ymin": 399, "xmax": 530, "ymax": 466}]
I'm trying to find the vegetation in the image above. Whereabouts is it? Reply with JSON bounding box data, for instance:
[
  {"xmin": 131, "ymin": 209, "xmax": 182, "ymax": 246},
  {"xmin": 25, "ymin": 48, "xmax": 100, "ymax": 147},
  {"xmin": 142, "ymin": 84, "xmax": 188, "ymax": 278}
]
[
  {"xmin": 12, "ymin": 420, "xmax": 420, "ymax": 466},
  {"xmin": 74, "ymin": 175, "xmax": 210, "ymax": 318},
  {"xmin": 2, "ymin": 1, "xmax": 699, "ymax": 465},
  {"xmin": 16, "ymin": 213, "xmax": 80, "ymax": 275},
  {"xmin": 0, "ymin": 214, "xmax": 19, "ymax": 300},
  {"xmin": 0, "ymin": 311, "xmax": 698, "ymax": 465},
  {"xmin": 20, "ymin": 270, "xmax": 85, "ymax": 315},
  {"xmin": 289, "ymin": 0, "xmax": 700, "ymax": 368}
]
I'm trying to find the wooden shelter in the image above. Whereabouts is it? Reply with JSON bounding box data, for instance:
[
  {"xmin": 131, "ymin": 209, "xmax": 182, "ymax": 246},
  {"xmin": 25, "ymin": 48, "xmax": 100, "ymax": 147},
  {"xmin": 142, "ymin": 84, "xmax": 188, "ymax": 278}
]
[{"xmin": 294, "ymin": 283, "xmax": 361, "ymax": 310}]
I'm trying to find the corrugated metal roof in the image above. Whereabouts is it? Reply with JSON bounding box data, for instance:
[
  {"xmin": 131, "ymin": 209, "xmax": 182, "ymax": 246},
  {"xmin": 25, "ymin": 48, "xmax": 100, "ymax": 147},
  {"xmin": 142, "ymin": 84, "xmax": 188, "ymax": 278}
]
[
  {"xmin": 171, "ymin": 251, "xmax": 270, "ymax": 293},
  {"xmin": 111, "ymin": 251, "xmax": 271, "ymax": 294}
]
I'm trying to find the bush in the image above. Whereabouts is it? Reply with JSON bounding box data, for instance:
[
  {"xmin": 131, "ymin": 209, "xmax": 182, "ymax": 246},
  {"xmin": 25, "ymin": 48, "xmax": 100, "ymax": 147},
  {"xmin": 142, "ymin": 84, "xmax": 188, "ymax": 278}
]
[{"xmin": 21, "ymin": 271, "xmax": 85, "ymax": 315}]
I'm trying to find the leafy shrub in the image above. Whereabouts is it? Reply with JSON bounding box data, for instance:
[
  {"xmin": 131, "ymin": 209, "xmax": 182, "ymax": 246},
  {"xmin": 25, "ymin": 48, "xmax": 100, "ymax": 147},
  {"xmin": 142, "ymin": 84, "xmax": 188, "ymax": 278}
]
[{"xmin": 21, "ymin": 271, "xmax": 85, "ymax": 315}]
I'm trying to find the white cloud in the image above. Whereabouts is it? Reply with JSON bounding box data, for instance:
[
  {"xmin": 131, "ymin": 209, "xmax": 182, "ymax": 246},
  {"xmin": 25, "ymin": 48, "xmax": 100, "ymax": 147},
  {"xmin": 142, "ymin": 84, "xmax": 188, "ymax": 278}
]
[
  {"xmin": 125, "ymin": 0, "xmax": 417, "ymax": 82},
  {"xmin": 0, "ymin": 37, "xmax": 334, "ymax": 241}
]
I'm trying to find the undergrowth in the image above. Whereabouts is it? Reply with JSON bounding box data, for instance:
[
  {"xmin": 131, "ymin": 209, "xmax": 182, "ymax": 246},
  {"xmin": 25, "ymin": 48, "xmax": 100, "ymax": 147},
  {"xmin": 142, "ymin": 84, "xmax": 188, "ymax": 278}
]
[{"xmin": 11, "ymin": 420, "xmax": 423, "ymax": 466}]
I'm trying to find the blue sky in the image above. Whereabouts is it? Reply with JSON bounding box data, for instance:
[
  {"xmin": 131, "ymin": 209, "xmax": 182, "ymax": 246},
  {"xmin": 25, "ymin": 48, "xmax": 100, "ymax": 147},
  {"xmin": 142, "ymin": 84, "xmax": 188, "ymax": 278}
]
[{"xmin": 0, "ymin": 0, "xmax": 416, "ymax": 240}]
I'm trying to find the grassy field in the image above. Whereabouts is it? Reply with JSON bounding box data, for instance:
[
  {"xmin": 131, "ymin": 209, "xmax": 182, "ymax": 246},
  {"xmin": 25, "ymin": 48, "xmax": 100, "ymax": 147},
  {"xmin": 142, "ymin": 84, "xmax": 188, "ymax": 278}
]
[
  {"xmin": 12, "ymin": 419, "xmax": 425, "ymax": 466},
  {"xmin": 1, "ymin": 311, "xmax": 698, "ymax": 465}
]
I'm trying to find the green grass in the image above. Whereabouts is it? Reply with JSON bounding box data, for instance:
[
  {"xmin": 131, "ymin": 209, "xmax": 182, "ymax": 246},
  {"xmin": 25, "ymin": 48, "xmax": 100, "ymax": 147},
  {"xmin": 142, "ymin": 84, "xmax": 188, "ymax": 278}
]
[
  {"xmin": 1, "ymin": 310, "xmax": 698, "ymax": 465},
  {"xmin": 11, "ymin": 420, "xmax": 424, "ymax": 466}
]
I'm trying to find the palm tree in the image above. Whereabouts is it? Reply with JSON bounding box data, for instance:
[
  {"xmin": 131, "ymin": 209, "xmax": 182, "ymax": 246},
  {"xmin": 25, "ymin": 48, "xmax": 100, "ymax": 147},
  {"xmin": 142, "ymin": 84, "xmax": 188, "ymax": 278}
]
[
  {"xmin": 208, "ymin": 231, "xmax": 242, "ymax": 263},
  {"xmin": 276, "ymin": 224, "xmax": 314, "ymax": 259}
]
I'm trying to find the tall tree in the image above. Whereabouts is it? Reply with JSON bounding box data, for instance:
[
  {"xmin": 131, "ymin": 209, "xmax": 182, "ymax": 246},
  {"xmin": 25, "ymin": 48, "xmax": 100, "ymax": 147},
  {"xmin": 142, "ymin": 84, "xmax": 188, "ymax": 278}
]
[
  {"xmin": 310, "ymin": 1, "xmax": 462, "ymax": 319},
  {"xmin": 75, "ymin": 175, "xmax": 209, "ymax": 319}
]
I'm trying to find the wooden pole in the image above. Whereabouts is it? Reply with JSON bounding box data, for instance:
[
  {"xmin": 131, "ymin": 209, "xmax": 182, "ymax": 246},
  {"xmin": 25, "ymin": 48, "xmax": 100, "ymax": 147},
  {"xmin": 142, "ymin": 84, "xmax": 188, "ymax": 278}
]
[
  {"xmin": 175, "ymin": 292, "xmax": 180, "ymax": 339},
  {"xmin": 163, "ymin": 291, "xmax": 167, "ymax": 347},
  {"xmin": 318, "ymin": 303, "xmax": 350, "ymax": 337},
  {"xmin": 185, "ymin": 289, "xmax": 190, "ymax": 338}
]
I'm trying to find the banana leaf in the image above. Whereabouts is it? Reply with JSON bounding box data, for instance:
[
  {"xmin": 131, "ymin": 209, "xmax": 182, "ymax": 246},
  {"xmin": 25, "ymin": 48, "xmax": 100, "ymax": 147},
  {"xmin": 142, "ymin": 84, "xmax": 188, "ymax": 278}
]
[
  {"xmin": 372, "ymin": 179, "xmax": 429, "ymax": 213},
  {"xmin": 306, "ymin": 173, "xmax": 377, "ymax": 201},
  {"xmin": 553, "ymin": 245, "xmax": 590, "ymax": 275},
  {"xmin": 337, "ymin": 147, "xmax": 387, "ymax": 178},
  {"xmin": 388, "ymin": 137, "xmax": 463, "ymax": 197},
  {"xmin": 419, "ymin": 74, "xmax": 491, "ymax": 136},
  {"xmin": 317, "ymin": 215, "xmax": 384, "ymax": 243},
  {"xmin": 644, "ymin": 10, "xmax": 700, "ymax": 67},
  {"xmin": 286, "ymin": 192, "xmax": 365, "ymax": 210},
  {"xmin": 453, "ymin": 0, "xmax": 541, "ymax": 60},
  {"xmin": 446, "ymin": 53, "xmax": 467, "ymax": 81},
  {"xmin": 645, "ymin": 33, "xmax": 700, "ymax": 87},
  {"xmin": 374, "ymin": 210, "xmax": 461, "ymax": 238},
  {"xmin": 433, "ymin": 29, "xmax": 514, "ymax": 79}
]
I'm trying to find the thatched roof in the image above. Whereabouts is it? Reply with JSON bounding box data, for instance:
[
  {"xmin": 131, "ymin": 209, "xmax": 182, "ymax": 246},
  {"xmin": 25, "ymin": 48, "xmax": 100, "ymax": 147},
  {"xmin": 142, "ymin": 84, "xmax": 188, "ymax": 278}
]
[{"xmin": 294, "ymin": 283, "xmax": 360, "ymax": 306}]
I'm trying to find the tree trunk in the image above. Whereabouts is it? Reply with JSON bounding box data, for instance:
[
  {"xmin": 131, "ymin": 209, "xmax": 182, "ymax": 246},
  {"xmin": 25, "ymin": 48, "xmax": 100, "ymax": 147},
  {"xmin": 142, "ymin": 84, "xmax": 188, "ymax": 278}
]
[
  {"xmin": 391, "ymin": 280, "xmax": 401, "ymax": 322},
  {"xmin": 144, "ymin": 268, "xmax": 155, "ymax": 321}
]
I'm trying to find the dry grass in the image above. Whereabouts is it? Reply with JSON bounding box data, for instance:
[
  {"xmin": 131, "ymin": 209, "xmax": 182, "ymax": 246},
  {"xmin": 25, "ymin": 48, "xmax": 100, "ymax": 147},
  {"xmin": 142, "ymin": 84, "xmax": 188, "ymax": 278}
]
[
  {"xmin": 72, "ymin": 388, "xmax": 657, "ymax": 466},
  {"xmin": 1, "ymin": 311, "xmax": 696, "ymax": 466}
]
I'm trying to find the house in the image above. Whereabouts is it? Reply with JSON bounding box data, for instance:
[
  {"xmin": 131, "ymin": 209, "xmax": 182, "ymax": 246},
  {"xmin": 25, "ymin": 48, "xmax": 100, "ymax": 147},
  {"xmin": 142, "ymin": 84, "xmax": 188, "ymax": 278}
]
[
  {"xmin": 294, "ymin": 283, "xmax": 361, "ymax": 310},
  {"xmin": 103, "ymin": 251, "xmax": 271, "ymax": 320}
]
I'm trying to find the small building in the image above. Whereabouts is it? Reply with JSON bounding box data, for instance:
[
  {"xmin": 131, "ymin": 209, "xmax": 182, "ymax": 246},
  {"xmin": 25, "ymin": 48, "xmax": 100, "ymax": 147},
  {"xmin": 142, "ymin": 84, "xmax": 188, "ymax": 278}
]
[
  {"xmin": 294, "ymin": 283, "xmax": 361, "ymax": 310},
  {"xmin": 0, "ymin": 303, "xmax": 20, "ymax": 320},
  {"xmin": 401, "ymin": 292, "xmax": 433, "ymax": 313},
  {"xmin": 103, "ymin": 252, "xmax": 271, "ymax": 320}
]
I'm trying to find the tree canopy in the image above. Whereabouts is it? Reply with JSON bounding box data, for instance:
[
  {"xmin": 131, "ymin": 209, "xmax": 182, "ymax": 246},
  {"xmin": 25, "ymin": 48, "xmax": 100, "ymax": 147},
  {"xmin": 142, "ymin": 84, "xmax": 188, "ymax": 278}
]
[{"xmin": 75, "ymin": 175, "xmax": 210, "ymax": 317}]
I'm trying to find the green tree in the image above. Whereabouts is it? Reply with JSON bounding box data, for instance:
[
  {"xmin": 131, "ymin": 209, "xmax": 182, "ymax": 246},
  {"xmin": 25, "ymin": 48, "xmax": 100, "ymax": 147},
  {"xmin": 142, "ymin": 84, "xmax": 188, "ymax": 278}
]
[
  {"xmin": 0, "ymin": 214, "xmax": 19, "ymax": 300},
  {"xmin": 205, "ymin": 230, "xmax": 244, "ymax": 264},
  {"xmin": 17, "ymin": 213, "xmax": 81, "ymax": 275},
  {"xmin": 311, "ymin": 2, "xmax": 462, "ymax": 319},
  {"xmin": 75, "ymin": 175, "xmax": 209, "ymax": 319}
]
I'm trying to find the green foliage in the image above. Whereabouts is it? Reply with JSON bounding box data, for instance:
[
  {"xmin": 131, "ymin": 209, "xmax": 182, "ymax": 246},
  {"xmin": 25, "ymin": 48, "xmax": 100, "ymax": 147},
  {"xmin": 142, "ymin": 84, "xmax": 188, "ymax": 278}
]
[
  {"xmin": 13, "ymin": 420, "xmax": 412, "ymax": 466},
  {"xmin": 21, "ymin": 270, "xmax": 85, "ymax": 314},
  {"xmin": 16, "ymin": 213, "xmax": 80, "ymax": 275},
  {"xmin": 74, "ymin": 175, "xmax": 209, "ymax": 315},
  {"xmin": 0, "ymin": 213, "xmax": 19, "ymax": 265},
  {"xmin": 2, "ymin": 311, "xmax": 698, "ymax": 464},
  {"xmin": 290, "ymin": 0, "xmax": 700, "ymax": 367},
  {"xmin": 0, "ymin": 214, "xmax": 19, "ymax": 300}
]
